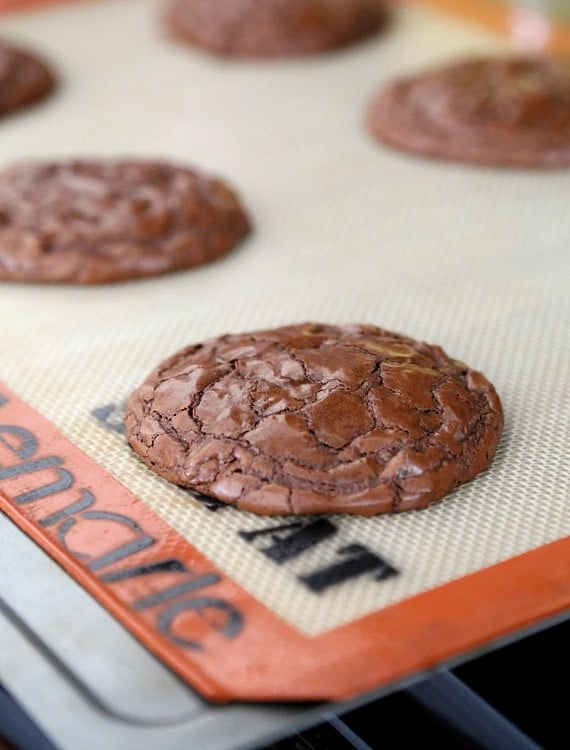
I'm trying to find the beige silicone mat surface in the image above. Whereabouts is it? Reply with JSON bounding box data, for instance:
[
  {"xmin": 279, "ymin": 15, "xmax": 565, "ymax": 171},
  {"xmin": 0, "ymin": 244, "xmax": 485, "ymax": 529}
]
[{"xmin": 0, "ymin": 0, "xmax": 568, "ymax": 637}]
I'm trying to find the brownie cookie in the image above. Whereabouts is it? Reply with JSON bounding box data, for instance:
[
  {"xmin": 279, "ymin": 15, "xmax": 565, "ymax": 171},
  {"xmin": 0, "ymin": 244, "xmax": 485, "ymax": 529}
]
[
  {"xmin": 126, "ymin": 323, "xmax": 503, "ymax": 516},
  {"xmin": 165, "ymin": 0, "xmax": 386, "ymax": 58},
  {"xmin": 0, "ymin": 40, "xmax": 55, "ymax": 117},
  {"xmin": 0, "ymin": 160, "xmax": 251, "ymax": 284},
  {"xmin": 368, "ymin": 57, "xmax": 570, "ymax": 167}
]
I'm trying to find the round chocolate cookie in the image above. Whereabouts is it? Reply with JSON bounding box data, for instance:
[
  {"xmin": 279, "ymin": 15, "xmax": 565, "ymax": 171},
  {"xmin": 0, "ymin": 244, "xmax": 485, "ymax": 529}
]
[
  {"xmin": 126, "ymin": 323, "xmax": 503, "ymax": 516},
  {"xmin": 0, "ymin": 40, "xmax": 55, "ymax": 117},
  {"xmin": 165, "ymin": 0, "xmax": 386, "ymax": 58},
  {"xmin": 368, "ymin": 56, "xmax": 570, "ymax": 167},
  {"xmin": 0, "ymin": 160, "xmax": 251, "ymax": 284}
]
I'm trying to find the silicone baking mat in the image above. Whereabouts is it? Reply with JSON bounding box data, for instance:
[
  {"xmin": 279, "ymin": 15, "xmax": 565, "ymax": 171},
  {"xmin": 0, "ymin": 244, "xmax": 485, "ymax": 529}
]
[{"xmin": 0, "ymin": 0, "xmax": 569, "ymax": 703}]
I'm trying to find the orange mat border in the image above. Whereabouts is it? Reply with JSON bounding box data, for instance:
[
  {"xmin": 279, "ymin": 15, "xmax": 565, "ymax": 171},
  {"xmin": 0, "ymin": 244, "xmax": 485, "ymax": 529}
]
[
  {"xmin": 408, "ymin": 0, "xmax": 570, "ymax": 53},
  {"xmin": 1, "ymin": 382, "xmax": 568, "ymax": 702}
]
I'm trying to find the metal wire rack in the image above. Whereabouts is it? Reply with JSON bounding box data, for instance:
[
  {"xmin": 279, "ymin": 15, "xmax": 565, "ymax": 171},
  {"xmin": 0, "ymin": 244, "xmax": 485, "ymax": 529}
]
[{"xmin": 1, "ymin": 617, "xmax": 567, "ymax": 750}]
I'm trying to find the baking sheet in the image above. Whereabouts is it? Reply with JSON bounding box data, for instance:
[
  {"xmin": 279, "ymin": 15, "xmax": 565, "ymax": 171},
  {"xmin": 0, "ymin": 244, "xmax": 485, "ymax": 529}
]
[
  {"xmin": 0, "ymin": 0, "xmax": 569, "ymax": 736},
  {"xmin": 0, "ymin": 515, "xmax": 321, "ymax": 750}
]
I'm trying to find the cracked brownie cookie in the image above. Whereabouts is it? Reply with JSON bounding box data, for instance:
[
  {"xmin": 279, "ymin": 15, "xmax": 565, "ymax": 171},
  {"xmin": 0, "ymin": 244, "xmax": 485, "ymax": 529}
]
[
  {"xmin": 0, "ymin": 40, "xmax": 55, "ymax": 118},
  {"xmin": 368, "ymin": 57, "xmax": 570, "ymax": 167},
  {"xmin": 0, "ymin": 159, "xmax": 251, "ymax": 284},
  {"xmin": 165, "ymin": 0, "xmax": 387, "ymax": 58},
  {"xmin": 125, "ymin": 323, "xmax": 503, "ymax": 516}
]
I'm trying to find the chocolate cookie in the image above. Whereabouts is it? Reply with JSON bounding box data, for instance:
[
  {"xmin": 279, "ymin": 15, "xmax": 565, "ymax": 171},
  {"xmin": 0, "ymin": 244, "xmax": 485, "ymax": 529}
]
[
  {"xmin": 0, "ymin": 160, "xmax": 251, "ymax": 284},
  {"xmin": 165, "ymin": 0, "xmax": 386, "ymax": 58},
  {"xmin": 126, "ymin": 323, "xmax": 503, "ymax": 516},
  {"xmin": 368, "ymin": 57, "xmax": 570, "ymax": 167},
  {"xmin": 0, "ymin": 40, "xmax": 55, "ymax": 117}
]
